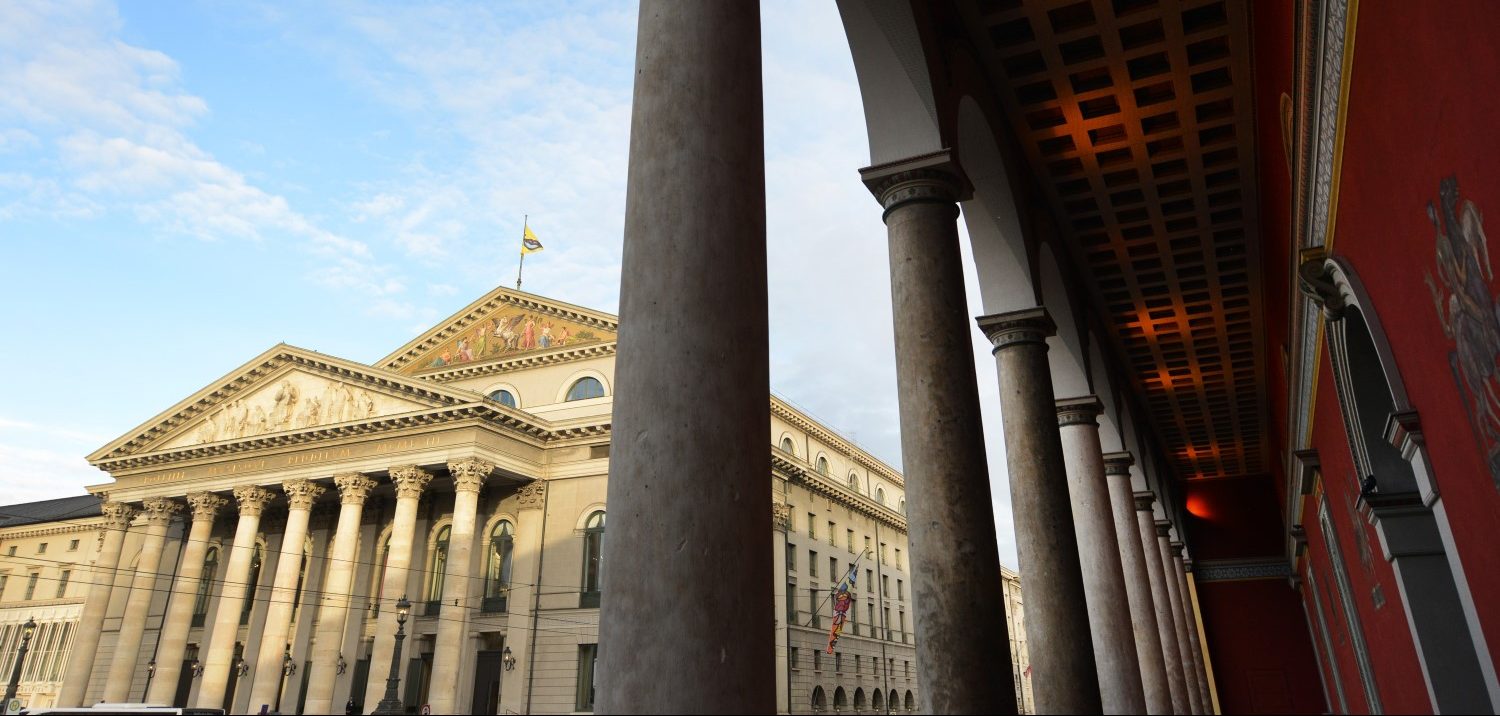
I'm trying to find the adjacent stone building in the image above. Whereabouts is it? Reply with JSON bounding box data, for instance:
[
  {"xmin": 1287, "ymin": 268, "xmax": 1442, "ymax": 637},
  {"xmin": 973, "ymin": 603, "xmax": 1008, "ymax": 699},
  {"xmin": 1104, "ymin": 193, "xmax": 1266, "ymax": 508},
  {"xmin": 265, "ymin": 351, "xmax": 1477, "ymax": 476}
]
[{"xmin": 1001, "ymin": 566, "xmax": 1032, "ymax": 714}]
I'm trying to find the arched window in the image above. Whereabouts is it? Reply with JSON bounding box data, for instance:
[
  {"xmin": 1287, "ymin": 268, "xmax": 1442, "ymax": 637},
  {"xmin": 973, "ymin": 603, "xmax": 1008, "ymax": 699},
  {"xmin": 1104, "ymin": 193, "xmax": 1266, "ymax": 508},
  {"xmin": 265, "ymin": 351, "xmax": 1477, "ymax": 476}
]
[
  {"xmin": 871, "ymin": 688, "xmax": 883, "ymax": 713},
  {"xmin": 371, "ymin": 534, "xmax": 391, "ymax": 615},
  {"xmin": 854, "ymin": 688, "xmax": 866, "ymax": 712},
  {"xmin": 889, "ymin": 689, "xmax": 899, "ymax": 712},
  {"xmin": 848, "ymin": 473, "xmax": 861, "ymax": 492},
  {"xmin": 811, "ymin": 686, "xmax": 826, "ymax": 713},
  {"xmin": 780, "ymin": 437, "xmax": 795, "ymax": 455},
  {"xmin": 816, "ymin": 456, "xmax": 829, "ymax": 475},
  {"xmin": 581, "ymin": 511, "xmax": 605, "ymax": 607},
  {"xmin": 904, "ymin": 690, "xmax": 915, "ymax": 712},
  {"xmin": 876, "ymin": 487, "xmax": 886, "ymax": 506},
  {"xmin": 488, "ymin": 389, "xmax": 517, "ymax": 408},
  {"xmin": 484, "ymin": 521, "xmax": 515, "ymax": 613},
  {"xmin": 566, "ymin": 377, "xmax": 606, "ymax": 401},
  {"xmin": 427, "ymin": 525, "xmax": 451, "ymax": 614},
  {"xmin": 192, "ymin": 546, "xmax": 219, "ymax": 627},
  {"xmin": 833, "ymin": 687, "xmax": 847, "ymax": 712},
  {"xmin": 898, "ymin": 498, "xmax": 906, "ymax": 515},
  {"xmin": 240, "ymin": 544, "xmax": 263, "ymax": 625},
  {"xmin": 290, "ymin": 545, "xmax": 310, "ymax": 615}
]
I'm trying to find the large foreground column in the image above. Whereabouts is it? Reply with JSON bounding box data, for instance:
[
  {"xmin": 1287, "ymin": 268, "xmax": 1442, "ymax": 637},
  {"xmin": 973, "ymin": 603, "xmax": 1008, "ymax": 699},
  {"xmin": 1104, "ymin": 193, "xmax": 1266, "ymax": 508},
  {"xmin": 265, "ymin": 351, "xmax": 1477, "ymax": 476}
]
[
  {"xmin": 303, "ymin": 473, "xmax": 377, "ymax": 714},
  {"xmin": 978, "ymin": 308, "xmax": 1102, "ymax": 714},
  {"xmin": 1103, "ymin": 454, "xmax": 1172, "ymax": 715},
  {"xmin": 1136, "ymin": 493, "xmax": 1190, "ymax": 714},
  {"xmin": 147, "ymin": 492, "xmax": 228, "ymax": 705},
  {"xmin": 247, "ymin": 479, "xmax": 325, "ymax": 710},
  {"xmin": 363, "ymin": 465, "xmax": 432, "ymax": 710},
  {"xmin": 197, "ymin": 485, "xmax": 276, "ymax": 709},
  {"xmin": 1057, "ymin": 398, "xmax": 1145, "ymax": 714},
  {"xmin": 1157, "ymin": 525, "xmax": 1203, "ymax": 714},
  {"xmin": 1173, "ymin": 546, "xmax": 1213, "ymax": 714},
  {"xmin": 103, "ymin": 497, "xmax": 183, "ymax": 702},
  {"xmin": 57, "ymin": 501, "xmax": 136, "ymax": 706},
  {"xmin": 595, "ymin": 3, "xmax": 773, "ymax": 712},
  {"xmin": 429, "ymin": 458, "xmax": 494, "ymax": 713},
  {"xmin": 860, "ymin": 151, "xmax": 1015, "ymax": 714}
]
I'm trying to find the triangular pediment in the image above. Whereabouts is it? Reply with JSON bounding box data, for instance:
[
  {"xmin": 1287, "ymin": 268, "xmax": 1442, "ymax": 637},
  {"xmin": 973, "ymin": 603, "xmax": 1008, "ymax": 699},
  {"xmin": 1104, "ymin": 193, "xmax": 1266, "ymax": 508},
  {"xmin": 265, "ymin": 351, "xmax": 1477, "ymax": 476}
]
[
  {"xmin": 378, "ymin": 287, "xmax": 618, "ymax": 376},
  {"xmin": 89, "ymin": 345, "xmax": 487, "ymax": 461}
]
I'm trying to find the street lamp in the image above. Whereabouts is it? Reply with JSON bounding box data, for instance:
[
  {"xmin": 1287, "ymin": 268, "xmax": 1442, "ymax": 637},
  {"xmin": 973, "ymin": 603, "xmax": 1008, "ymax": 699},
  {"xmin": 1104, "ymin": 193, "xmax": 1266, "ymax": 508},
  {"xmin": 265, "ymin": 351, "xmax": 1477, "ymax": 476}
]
[
  {"xmin": 336, "ymin": 653, "xmax": 348, "ymax": 675},
  {"xmin": 371, "ymin": 596, "xmax": 411, "ymax": 716},
  {"xmin": 3, "ymin": 617, "xmax": 37, "ymax": 705},
  {"xmin": 502, "ymin": 645, "xmax": 516, "ymax": 671},
  {"xmin": 275, "ymin": 644, "xmax": 296, "ymax": 713}
]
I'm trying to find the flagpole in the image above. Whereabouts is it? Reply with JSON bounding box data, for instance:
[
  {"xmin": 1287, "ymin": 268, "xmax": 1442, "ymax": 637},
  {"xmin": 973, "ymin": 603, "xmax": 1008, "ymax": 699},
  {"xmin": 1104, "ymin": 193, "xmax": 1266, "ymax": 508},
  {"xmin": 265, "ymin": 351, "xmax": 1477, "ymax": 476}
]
[{"xmin": 516, "ymin": 214, "xmax": 528, "ymax": 290}]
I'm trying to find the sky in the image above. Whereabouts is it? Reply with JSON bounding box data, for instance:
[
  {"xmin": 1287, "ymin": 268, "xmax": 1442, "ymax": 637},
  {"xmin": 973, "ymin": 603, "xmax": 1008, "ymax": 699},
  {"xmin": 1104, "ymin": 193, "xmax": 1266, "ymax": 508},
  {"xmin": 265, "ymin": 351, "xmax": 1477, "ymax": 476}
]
[{"xmin": 0, "ymin": 0, "xmax": 1019, "ymax": 568}]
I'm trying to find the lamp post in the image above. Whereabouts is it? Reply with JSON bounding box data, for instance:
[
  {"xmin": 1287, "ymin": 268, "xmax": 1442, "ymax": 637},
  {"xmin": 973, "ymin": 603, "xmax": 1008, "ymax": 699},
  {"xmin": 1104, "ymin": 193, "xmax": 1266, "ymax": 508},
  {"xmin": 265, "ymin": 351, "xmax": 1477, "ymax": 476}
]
[
  {"xmin": 274, "ymin": 644, "xmax": 296, "ymax": 713},
  {"xmin": 371, "ymin": 596, "xmax": 411, "ymax": 716},
  {"xmin": 3, "ymin": 618, "xmax": 37, "ymax": 705},
  {"xmin": 502, "ymin": 645, "xmax": 516, "ymax": 671}
]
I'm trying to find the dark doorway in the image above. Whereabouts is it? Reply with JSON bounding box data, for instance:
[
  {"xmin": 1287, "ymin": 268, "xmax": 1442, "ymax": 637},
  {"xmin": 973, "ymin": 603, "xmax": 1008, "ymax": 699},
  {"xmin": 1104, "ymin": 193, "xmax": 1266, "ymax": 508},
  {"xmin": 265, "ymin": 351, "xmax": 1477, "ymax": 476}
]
[
  {"xmin": 350, "ymin": 658, "xmax": 371, "ymax": 714},
  {"xmin": 403, "ymin": 653, "xmax": 433, "ymax": 714},
  {"xmin": 223, "ymin": 642, "xmax": 243, "ymax": 713},
  {"xmin": 471, "ymin": 650, "xmax": 504, "ymax": 714}
]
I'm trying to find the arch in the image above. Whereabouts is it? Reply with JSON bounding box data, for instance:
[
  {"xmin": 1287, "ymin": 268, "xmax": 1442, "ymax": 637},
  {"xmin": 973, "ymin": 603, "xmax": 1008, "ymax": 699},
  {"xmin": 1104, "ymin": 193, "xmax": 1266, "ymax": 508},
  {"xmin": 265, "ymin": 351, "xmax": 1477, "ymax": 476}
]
[
  {"xmin": 871, "ymin": 688, "xmax": 883, "ymax": 712},
  {"xmin": 834, "ymin": 686, "xmax": 847, "ymax": 712},
  {"xmin": 811, "ymin": 685, "xmax": 827, "ymax": 713},
  {"xmin": 816, "ymin": 454, "xmax": 830, "ymax": 476},
  {"xmin": 956, "ymin": 95, "xmax": 1034, "ymax": 314},
  {"xmin": 581, "ymin": 510, "xmax": 606, "ymax": 606},
  {"xmin": 483, "ymin": 519, "xmax": 515, "ymax": 612},
  {"xmin": 573, "ymin": 503, "xmax": 609, "ymax": 531},
  {"xmin": 192, "ymin": 545, "xmax": 220, "ymax": 622},
  {"xmin": 483, "ymin": 381, "xmax": 522, "ymax": 409},
  {"xmin": 779, "ymin": 434, "xmax": 797, "ymax": 456},
  {"xmin": 426, "ymin": 524, "xmax": 452, "ymax": 606},
  {"xmin": 837, "ymin": 0, "xmax": 942, "ymax": 165},
  {"xmin": 1038, "ymin": 241, "xmax": 1090, "ymax": 400},
  {"xmin": 904, "ymin": 690, "xmax": 915, "ymax": 711},
  {"xmin": 848, "ymin": 472, "xmax": 862, "ymax": 493},
  {"xmin": 875, "ymin": 486, "xmax": 886, "ymax": 506},
  {"xmin": 556, "ymin": 369, "xmax": 611, "ymax": 403},
  {"xmin": 854, "ymin": 688, "xmax": 866, "ymax": 712},
  {"xmin": 368, "ymin": 531, "xmax": 393, "ymax": 613},
  {"xmin": 889, "ymin": 690, "xmax": 899, "ymax": 712}
]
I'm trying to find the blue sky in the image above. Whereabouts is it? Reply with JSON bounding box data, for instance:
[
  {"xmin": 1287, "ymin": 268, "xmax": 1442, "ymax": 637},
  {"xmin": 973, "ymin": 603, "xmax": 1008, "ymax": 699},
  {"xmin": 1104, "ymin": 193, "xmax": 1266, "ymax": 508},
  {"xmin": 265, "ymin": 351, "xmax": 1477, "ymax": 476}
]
[{"xmin": 0, "ymin": 0, "xmax": 1019, "ymax": 567}]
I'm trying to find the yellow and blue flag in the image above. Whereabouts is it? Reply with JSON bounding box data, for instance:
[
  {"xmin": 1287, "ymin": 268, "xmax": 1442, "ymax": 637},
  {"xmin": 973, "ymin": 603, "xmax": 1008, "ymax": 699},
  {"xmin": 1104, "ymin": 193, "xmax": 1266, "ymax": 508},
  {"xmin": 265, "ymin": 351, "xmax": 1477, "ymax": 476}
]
[{"xmin": 522, "ymin": 225, "xmax": 544, "ymax": 254}]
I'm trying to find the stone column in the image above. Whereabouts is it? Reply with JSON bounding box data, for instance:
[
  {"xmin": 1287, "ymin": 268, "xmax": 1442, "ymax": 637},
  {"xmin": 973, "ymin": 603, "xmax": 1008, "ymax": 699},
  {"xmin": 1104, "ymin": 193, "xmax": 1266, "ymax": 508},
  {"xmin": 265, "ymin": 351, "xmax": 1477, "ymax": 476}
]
[
  {"xmin": 861, "ymin": 152, "xmax": 1016, "ymax": 715},
  {"xmin": 196, "ymin": 485, "xmax": 276, "ymax": 709},
  {"xmin": 1157, "ymin": 524, "xmax": 1203, "ymax": 714},
  {"xmin": 147, "ymin": 492, "xmax": 228, "ymax": 705},
  {"xmin": 247, "ymin": 479, "xmax": 325, "ymax": 710},
  {"xmin": 1057, "ymin": 398, "xmax": 1145, "ymax": 714},
  {"xmin": 978, "ymin": 307, "xmax": 1100, "ymax": 715},
  {"xmin": 1173, "ymin": 546, "xmax": 1213, "ymax": 714},
  {"xmin": 57, "ymin": 501, "xmax": 137, "ymax": 706},
  {"xmin": 1103, "ymin": 454, "xmax": 1172, "ymax": 715},
  {"xmin": 363, "ymin": 465, "xmax": 432, "ymax": 710},
  {"xmin": 303, "ymin": 473, "xmax": 377, "ymax": 714},
  {"xmin": 102, "ymin": 497, "xmax": 183, "ymax": 702},
  {"xmin": 1135, "ymin": 493, "xmax": 1190, "ymax": 714},
  {"xmin": 595, "ymin": 2, "xmax": 774, "ymax": 712},
  {"xmin": 429, "ymin": 458, "xmax": 494, "ymax": 713}
]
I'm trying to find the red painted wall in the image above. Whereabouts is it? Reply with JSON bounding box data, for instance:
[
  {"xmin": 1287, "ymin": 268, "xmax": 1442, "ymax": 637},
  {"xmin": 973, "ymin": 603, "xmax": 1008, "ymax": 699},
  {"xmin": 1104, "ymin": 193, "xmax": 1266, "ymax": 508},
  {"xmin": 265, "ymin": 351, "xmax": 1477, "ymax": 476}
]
[{"xmin": 1198, "ymin": 578, "xmax": 1326, "ymax": 714}]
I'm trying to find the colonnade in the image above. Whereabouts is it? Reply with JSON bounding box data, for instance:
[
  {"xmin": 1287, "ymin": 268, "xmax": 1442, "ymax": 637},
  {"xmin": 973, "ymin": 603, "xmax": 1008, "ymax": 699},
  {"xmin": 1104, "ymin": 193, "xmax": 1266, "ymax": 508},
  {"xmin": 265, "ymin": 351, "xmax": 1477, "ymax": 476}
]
[{"xmin": 56, "ymin": 458, "xmax": 498, "ymax": 713}]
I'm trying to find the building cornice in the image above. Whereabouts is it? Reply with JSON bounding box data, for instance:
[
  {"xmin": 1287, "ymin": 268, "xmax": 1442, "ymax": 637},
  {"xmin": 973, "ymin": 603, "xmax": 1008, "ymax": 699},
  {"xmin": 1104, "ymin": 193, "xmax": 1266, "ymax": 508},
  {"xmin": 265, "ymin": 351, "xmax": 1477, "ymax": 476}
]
[
  {"xmin": 0, "ymin": 522, "xmax": 102, "ymax": 540},
  {"xmin": 771, "ymin": 398, "xmax": 905, "ymax": 490},
  {"xmin": 378, "ymin": 287, "xmax": 619, "ymax": 372},
  {"xmin": 774, "ymin": 454, "xmax": 908, "ymax": 533},
  {"xmin": 419, "ymin": 342, "xmax": 617, "ymax": 383}
]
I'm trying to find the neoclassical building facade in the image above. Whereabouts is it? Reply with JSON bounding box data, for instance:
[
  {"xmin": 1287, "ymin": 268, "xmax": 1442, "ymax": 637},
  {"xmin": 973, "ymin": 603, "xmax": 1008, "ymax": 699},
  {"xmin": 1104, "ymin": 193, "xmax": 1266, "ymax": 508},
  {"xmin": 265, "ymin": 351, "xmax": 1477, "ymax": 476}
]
[{"xmin": 15, "ymin": 288, "xmax": 916, "ymax": 714}]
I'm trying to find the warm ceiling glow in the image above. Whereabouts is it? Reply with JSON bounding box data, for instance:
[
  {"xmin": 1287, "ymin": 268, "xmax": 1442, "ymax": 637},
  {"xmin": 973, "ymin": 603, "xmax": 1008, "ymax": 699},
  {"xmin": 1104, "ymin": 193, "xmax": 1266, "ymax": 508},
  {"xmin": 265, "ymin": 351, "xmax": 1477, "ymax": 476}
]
[{"xmin": 1185, "ymin": 493, "xmax": 1213, "ymax": 519}]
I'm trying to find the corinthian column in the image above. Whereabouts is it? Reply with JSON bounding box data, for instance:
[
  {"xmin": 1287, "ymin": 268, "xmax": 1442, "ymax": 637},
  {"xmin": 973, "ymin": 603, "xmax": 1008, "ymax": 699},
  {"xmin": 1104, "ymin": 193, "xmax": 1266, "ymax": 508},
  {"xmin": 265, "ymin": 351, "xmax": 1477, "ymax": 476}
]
[
  {"xmin": 1158, "ymin": 525, "xmax": 1203, "ymax": 714},
  {"xmin": 303, "ymin": 473, "xmax": 377, "ymax": 714},
  {"xmin": 196, "ymin": 485, "xmax": 276, "ymax": 709},
  {"xmin": 147, "ymin": 492, "xmax": 228, "ymax": 705},
  {"xmin": 429, "ymin": 458, "xmax": 494, "ymax": 713},
  {"xmin": 1102, "ymin": 454, "xmax": 1171, "ymax": 715},
  {"xmin": 247, "ymin": 479, "xmax": 325, "ymax": 710},
  {"xmin": 58, "ymin": 501, "xmax": 137, "ymax": 706},
  {"xmin": 1056, "ymin": 398, "xmax": 1145, "ymax": 713},
  {"xmin": 103, "ymin": 497, "xmax": 183, "ymax": 702},
  {"xmin": 1136, "ymin": 493, "xmax": 1190, "ymax": 714},
  {"xmin": 595, "ymin": 2, "xmax": 774, "ymax": 712},
  {"xmin": 978, "ymin": 307, "xmax": 1100, "ymax": 714},
  {"xmin": 363, "ymin": 465, "xmax": 432, "ymax": 710},
  {"xmin": 861, "ymin": 151, "xmax": 1016, "ymax": 715}
]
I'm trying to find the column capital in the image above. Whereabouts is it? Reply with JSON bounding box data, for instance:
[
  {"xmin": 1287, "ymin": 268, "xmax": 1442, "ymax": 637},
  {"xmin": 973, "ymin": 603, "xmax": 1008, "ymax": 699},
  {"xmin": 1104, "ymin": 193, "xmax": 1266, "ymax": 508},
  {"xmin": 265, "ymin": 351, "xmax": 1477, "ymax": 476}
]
[
  {"xmin": 186, "ymin": 492, "xmax": 228, "ymax": 522},
  {"xmin": 1055, "ymin": 396, "xmax": 1103, "ymax": 427},
  {"xmin": 1102, "ymin": 451, "xmax": 1135, "ymax": 476},
  {"xmin": 448, "ymin": 457, "xmax": 496, "ymax": 493},
  {"xmin": 1132, "ymin": 490, "xmax": 1156, "ymax": 512},
  {"xmin": 859, "ymin": 149, "xmax": 971, "ymax": 221},
  {"xmin": 516, "ymin": 480, "xmax": 547, "ymax": 509},
  {"xmin": 976, "ymin": 306, "xmax": 1057, "ymax": 352},
  {"xmin": 232, "ymin": 484, "xmax": 276, "ymax": 517},
  {"xmin": 1154, "ymin": 519, "xmax": 1173, "ymax": 538},
  {"xmin": 100, "ymin": 501, "xmax": 138, "ymax": 529},
  {"xmin": 334, "ymin": 472, "xmax": 379, "ymax": 505},
  {"xmin": 390, "ymin": 464, "xmax": 433, "ymax": 500},
  {"xmin": 772, "ymin": 501, "xmax": 790, "ymax": 532},
  {"xmin": 1169, "ymin": 541, "xmax": 1185, "ymax": 558},
  {"xmin": 141, "ymin": 497, "xmax": 184, "ymax": 526},
  {"xmin": 282, "ymin": 479, "xmax": 327, "ymax": 510}
]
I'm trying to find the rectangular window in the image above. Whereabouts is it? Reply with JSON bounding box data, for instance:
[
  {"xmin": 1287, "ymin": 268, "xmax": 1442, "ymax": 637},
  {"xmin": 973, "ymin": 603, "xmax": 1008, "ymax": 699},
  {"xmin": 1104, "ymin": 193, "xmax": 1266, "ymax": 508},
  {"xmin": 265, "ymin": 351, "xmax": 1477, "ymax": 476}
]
[
  {"xmin": 36, "ymin": 543, "xmax": 47, "ymax": 555},
  {"xmin": 56, "ymin": 570, "xmax": 70, "ymax": 598},
  {"xmin": 880, "ymin": 542, "xmax": 888, "ymax": 564},
  {"xmin": 906, "ymin": 660, "xmax": 911, "ymax": 676},
  {"xmin": 810, "ymin": 551, "xmax": 819, "ymax": 578},
  {"xmin": 899, "ymin": 610, "xmax": 906, "ymax": 641},
  {"xmin": 835, "ymin": 652, "xmax": 842, "ymax": 673},
  {"xmin": 575, "ymin": 644, "xmax": 598, "ymax": 712},
  {"xmin": 810, "ymin": 587, "xmax": 821, "ymax": 628},
  {"xmin": 787, "ymin": 505, "xmax": 795, "ymax": 532},
  {"xmin": 787, "ymin": 543, "xmax": 796, "ymax": 572},
  {"xmin": 790, "ymin": 647, "xmax": 799, "ymax": 669},
  {"xmin": 0, "ymin": 574, "xmax": 7, "ymax": 600},
  {"xmin": 882, "ymin": 575, "xmax": 889, "ymax": 598},
  {"xmin": 829, "ymin": 557, "xmax": 839, "ymax": 583},
  {"xmin": 786, "ymin": 580, "xmax": 797, "ymax": 624},
  {"xmin": 855, "ymin": 654, "xmax": 861, "ymax": 674},
  {"xmin": 864, "ymin": 536, "xmax": 871, "ymax": 554},
  {"xmin": 846, "ymin": 529, "xmax": 855, "ymax": 553},
  {"xmin": 813, "ymin": 649, "xmax": 821, "ymax": 671},
  {"xmin": 4, "ymin": 547, "xmax": 12, "ymax": 556},
  {"xmin": 897, "ymin": 578, "xmax": 904, "ymax": 601},
  {"xmin": 67, "ymin": 540, "xmax": 79, "ymax": 552},
  {"xmin": 896, "ymin": 547, "xmax": 903, "ymax": 570},
  {"xmin": 827, "ymin": 521, "xmax": 835, "ymax": 546},
  {"xmin": 866, "ymin": 569, "xmax": 874, "ymax": 591},
  {"xmin": 24, "ymin": 573, "xmax": 39, "ymax": 600},
  {"xmin": 808, "ymin": 514, "xmax": 816, "ymax": 539},
  {"xmin": 885, "ymin": 607, "xmax": 893, "ymax": 640},
  {"xmin": 867, "ymin": 603, "xmax": 876, "ymax": 636}
]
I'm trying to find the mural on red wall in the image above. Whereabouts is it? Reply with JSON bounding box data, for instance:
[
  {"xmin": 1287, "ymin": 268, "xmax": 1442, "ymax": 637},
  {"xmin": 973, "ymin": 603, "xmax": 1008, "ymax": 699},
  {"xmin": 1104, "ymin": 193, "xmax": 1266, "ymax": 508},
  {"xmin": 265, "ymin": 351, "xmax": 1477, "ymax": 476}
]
[{"xmin": 1424, "ymin": 176, "xmax": 1500, "ymax": 488}]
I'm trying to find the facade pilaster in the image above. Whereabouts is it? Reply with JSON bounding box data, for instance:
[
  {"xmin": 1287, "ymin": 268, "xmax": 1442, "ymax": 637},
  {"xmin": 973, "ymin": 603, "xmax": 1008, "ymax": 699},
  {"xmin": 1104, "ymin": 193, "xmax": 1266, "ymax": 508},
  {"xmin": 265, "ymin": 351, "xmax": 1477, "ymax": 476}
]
[
  {"xmin": 1136, "ymin": 493, "xmax": 1190, "ymax": 714},
  {"xmin": 1056, "ymin": 398, "xmax": 1145, "ymax": 713},
  {"xmin": 500, "ymin": 481, "xmax": 547, "ymax": 716},
  {"xmin": 429, "ymin": 458, "xmax": 494, "ymax": 713},
  {"xmin": 1173, "ymin": 545, "xmax": 1213, "ymax": 714},
  {"xmin": 303, "ymin": 473, "xmax": 377, "ymax": 714},
  {"xmin": 1103, "ymin": 454, "xmax": 1172, "ymax": 715},
  {"xmin": 362, "ymin": 465, "xmax": 432, "ymax": 710},
  {"xmin": 57, "ymin": 500, "xmax": 136, "ymax": 706},
  {"xmin": 978, "ymin": 307, "xmax": 1099, "ymax": 714},
  {"xmin": 102, "ymin": 497, "xmax": 183, "ymax": 702},
  {"xmin": 247, "ymin": 479, "xmax": 325, "ymax": 710},
  {"xmin": 196, "ymin": 484, "xmax": 275, "ymax": 710},
  {"xmin": 147, "ymin": 491, "xmax": 228, "ymax": 705},
  {"xmin": 1157, "ymin": 524, "xmax": 1203, "ymax": 714}
]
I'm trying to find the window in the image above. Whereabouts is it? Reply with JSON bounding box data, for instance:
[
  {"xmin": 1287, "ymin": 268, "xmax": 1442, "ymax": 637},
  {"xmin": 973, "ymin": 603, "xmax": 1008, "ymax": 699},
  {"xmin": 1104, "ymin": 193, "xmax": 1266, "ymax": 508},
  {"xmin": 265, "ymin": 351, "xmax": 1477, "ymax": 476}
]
[
  {"xmin": 810, "ymin": 587, "xmax": 821, "ymax": 628},
  {"xmin": 899, "ymin": 610, "xmax": 906, "ymax": 641},
  {"xmin": 880, "ymin": 542, "xmax": 888, "ymax": 565},
  {"xmin": 581, "ymin": 511, "xmax": 606, "ymax": 607},
  {"xmin": 370, "ymin": 535, "xmax": 391, "ymax": 615},
  {"xmin": 786, "ymin": 580, "xmax": 797, "ymax": 623},
  {"xmin": 0, "ymin": 574, "xmax": 8, "ymax": 600},
  {"xmin": 565, "ymin": 377, "xmax": 606, "ymax": 401},
  {"xmin": 882, "ymin": 575, "xmax": 889, "ymax": 597},
  {"xmin": 810, "ymin": 551, "xmax": 819, "ymax": 578},
  {"xmin": 864, "ymin": 536, "xmax": 871, "ymax": 554},
  {"xmin": 876, "ymin": 487, "xmax": 886, "ymax": 505},
  {"xmin": 855, "ymin": 655, "xmax": 861, "ymax": 674},
  {"xmin": 896, "ymin": 548, "xmax": 903, "ymax": 570},
  {"xmin": 24, "ymin": 573, "xmax": 38, "ymax": 600},
  {"xmin": 5, "ymin": 547, "xmax": 13, "ymax": 557},
  {"xmin": 780, "ymin": 437, "xmax": 795, "ymax": 455},
  {"xmin": 835, "ymin": 653, "xmax": 843, "ymax": 673},
  {"xmin": 484, "ymin": 521, "xmax": 515, "ymax": 612},
  {"xmin": 905, "ymin": 661, "xmax": 911, "ymax": 677},
  {"xmin": 897, "ymin": 578, "xmax": 905, "ymax": 601},
  {"xmin": 575, "ymin": 643, "xmax": 598, "ymax": 711},
  {"xmin": 241, "ymin": 544, "xmax": 264, "ymax": 625},
  {"xmin": 786, "ymin": 543, "xmax": 796, "ymax": 572},
  {"xmin": 848, "ymin": 473, "xmax": 861, "ymax": 492},
  {"xmin": 488, "ymin": 389, "xmax": 518, "ymax": 408},
  {"xmin": 790, "ymin": 647, "xmax": 799, "ymax": 669},
  {"xmin": 36, "ymin": 543, "xmax": 46, "ymax": 555},
  {"xmin": 829, "ymin": 557, "xmax": 838, "ymax": 582},
  {"xmin": 865, "ymin": 569, "xmax": 873, "ymax": 592},
  {"xmin": 193, "ymin": 547, "xmax": 218, "ymax": 627},
  {"xmin": 884, "ymin": 607, "xmax": 893, "ymax": 640},
  {"xmin": 846, "ymin": 529, "xmax": 855, "ymax": 553},
  {"xmin": 427, "ymin": 526, "xmax": 451, "ymax": 613},
  {"xmin": 816, "ymin": 456, "xmax": 829, "ymax": 475},
  {"xmin": 867, "ymin": 603, "xmax": 876, "ymax": 635},
  {"xmin": 899, "ymin": 498, "xmax": 906, "ymax": 514},
  {"xmin": 67, "ymin": 540, "xmax": 79, "ymax": 552},
  {"xmin": 807, "ymin": 514, "xmax": 816, "ymax": 539},
  {"xmin": 813, "ymin": 648, "xmax": 821, "ymax": 671},
  {"xmin": 56, "ymin": 570, "xmax": 70, "ymax": 598},
  {"xmin": 827, "ymin": 521, "xmax": 835, "ymax": 546},
  {"xmin": 290, "ymin": 549, "xmax": 309, "ymax": 615}
]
